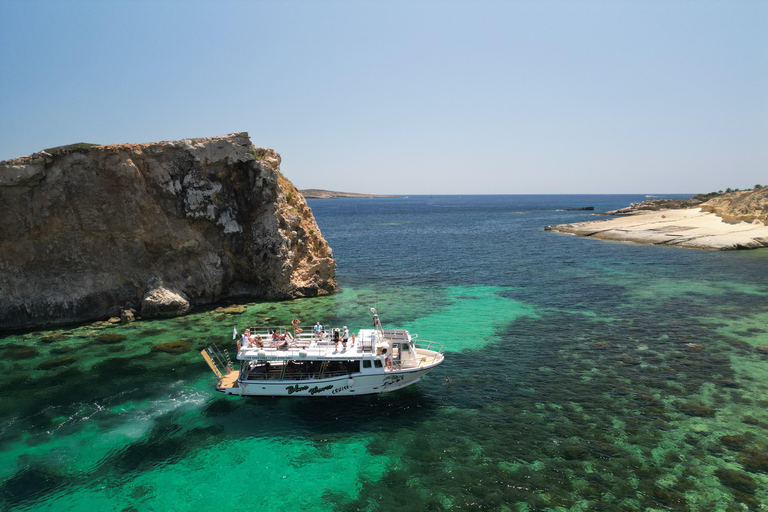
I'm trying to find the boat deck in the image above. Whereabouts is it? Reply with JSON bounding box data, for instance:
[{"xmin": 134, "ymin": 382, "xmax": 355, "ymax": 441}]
[
  {"xmin": 235, "ymin": 329, "xmax": 444, "ymax": 366},
  {"xmin": 219, "ymin": 370, "xmax": 239, "ymax": 389}
]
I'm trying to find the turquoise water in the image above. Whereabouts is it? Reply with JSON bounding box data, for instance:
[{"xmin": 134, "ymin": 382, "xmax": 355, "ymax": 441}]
[{"xmin": 1, "ymin": 195, "xmax": 767, "ymax": 511}]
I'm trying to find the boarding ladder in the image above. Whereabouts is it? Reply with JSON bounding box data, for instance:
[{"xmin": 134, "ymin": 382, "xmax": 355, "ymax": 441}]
[{"xmin": 201, "ymin": 344, "xmax": 233, "ymax": 378}]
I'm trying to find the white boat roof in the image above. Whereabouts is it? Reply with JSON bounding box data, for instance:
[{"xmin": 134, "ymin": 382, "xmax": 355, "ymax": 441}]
[{"xmin": 237, "ymin": 329, "xmax": 407, "ymax": 361}]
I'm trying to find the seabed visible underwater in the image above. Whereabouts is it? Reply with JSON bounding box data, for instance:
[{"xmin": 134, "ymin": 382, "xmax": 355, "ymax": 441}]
[{"xmin": 1, "ymin": 195, "xmax": 767, "ymax": 511}]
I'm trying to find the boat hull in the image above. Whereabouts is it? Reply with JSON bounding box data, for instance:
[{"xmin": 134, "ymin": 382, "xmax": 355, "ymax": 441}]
[{"xmin": 217, "ymin": 362, "xmax": 442, "ymax": 397}]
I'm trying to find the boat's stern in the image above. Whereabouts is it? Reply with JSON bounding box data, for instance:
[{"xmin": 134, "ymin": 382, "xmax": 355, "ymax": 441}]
[
  {"xmin": 201, "ymin": 344, "xmax": 241, "ymax": 394},
  {"xmin": 216, "ymin": 369, "xmax": 241, "ymax": 395}
]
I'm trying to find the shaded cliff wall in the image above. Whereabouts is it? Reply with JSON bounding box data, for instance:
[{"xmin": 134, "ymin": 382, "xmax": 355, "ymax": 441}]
[{"xmin": 0, "ymin": 133, "xmax": 335, "ymax": 330}]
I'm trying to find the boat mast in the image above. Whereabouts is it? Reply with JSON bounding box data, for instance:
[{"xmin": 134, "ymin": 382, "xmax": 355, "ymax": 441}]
[{"xmin": 371, "ymin": 307, "xmax": 384, "ymax": 340}]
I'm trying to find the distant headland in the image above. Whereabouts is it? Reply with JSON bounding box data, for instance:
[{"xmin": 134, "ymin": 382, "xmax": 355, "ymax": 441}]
[
  {"xmin": 300, "ymin": 189, "xmax": 400, "ymax": 199},
  {"xmin": 548, "ymin": 186, "xmax": 768, "ymax": 250}
]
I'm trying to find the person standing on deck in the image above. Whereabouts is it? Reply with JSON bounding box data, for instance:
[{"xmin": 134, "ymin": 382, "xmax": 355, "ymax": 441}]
[
  {"xmin": 342, "ymin": 326, "xmax": 349, "ymax": 350},
  {"xmin": 292, "ymin": 318, "xmax": 303, "ymax": 334}
]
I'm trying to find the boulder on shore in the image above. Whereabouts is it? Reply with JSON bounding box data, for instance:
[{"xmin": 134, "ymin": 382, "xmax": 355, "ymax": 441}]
[{"xmin": 141, "ymin": 285, "xmax": 190, "ymax": 318}]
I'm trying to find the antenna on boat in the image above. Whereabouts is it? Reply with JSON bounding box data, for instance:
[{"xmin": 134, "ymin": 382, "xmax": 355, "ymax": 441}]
[{"xmin": 370, "ymin": 307, "xmax": 384, "ymax": 337}]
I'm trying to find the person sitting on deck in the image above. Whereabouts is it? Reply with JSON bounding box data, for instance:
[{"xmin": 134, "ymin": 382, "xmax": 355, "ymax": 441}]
[
  {"xmin": 292, "ymin": 318, "xmax": 303, "ymax": 334},
  {"xmin": 242, "ymin": 329, "xmax": 262, "ymax": 348},
  {"xmin": 313, "ymin": 322, "xmax": 323, "ymax": 339}
]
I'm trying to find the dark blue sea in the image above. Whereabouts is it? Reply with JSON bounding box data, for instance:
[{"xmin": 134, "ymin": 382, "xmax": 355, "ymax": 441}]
[{"xmin": 1, "ymin": 195, "xmax": 767, "ymax": 511}]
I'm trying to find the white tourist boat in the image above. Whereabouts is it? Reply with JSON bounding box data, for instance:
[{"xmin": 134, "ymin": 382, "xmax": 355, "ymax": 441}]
[{"xmin": 201, "ymin": 309, "xmax": 445, "ymax": 397}]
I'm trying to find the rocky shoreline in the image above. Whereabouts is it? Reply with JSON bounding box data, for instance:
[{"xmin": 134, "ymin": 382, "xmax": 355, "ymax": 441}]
[
  {"xmin": 0, "ymin": 133, "xmax": 336, "ymax": 331},
  {"xmin": 598, "ymin": 197, "xmax": 706, "ymax": 216},
  {"xmin": 549, "ymin": 188, "xmax": 768, "ymax": 250}
]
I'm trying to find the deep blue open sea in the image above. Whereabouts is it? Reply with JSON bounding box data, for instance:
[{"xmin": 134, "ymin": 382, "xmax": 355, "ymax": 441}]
[{"xmin": 1, "ymin": 195, "xmax": 767, "ymax": 511}]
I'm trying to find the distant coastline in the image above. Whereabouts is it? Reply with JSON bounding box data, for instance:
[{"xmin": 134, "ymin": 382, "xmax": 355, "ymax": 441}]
[{"xmin": 300, "ymin": 189, "xmax": 401, "ymax": 199}]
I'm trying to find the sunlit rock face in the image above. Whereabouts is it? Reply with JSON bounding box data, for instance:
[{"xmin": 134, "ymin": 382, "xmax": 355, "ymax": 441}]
[
  {"xmin": 700, "ymin": 187, "xmax": 768, "ymax": 225},
  {"xmin": 0, "ymin": 132, "xmax": 336, "ymax": 330}
]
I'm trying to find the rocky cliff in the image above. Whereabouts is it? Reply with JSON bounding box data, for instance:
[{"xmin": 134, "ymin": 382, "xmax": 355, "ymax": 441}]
[
  {"xmin": 699, "ymin": 187, "xmax": 768, "ymax": 225},
  {"xmin": 0, "ymin": 133, "xmax": 336, "ymax": 330}
]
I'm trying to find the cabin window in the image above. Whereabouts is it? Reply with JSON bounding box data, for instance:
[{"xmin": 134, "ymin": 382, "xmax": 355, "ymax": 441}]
[
  {"xmin": 374, "ymin": 360, "xmax": 383, "ymax": 368},
  {"xmin": 402, "ymin": 344, "xmax": 410, "ymax": 351},
  {"xmin": 363, "ymin": 360, "xmax": 371, "ymax": 369}
]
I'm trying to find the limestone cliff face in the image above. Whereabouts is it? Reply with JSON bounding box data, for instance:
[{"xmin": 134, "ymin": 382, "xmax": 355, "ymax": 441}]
[
  {"xmin": 700, "ymin": 187, "xmax": 768, "ymax": 225},
  {"xmin": 0, "ymin": 133, "xmax": 336, "ymax": 330}
]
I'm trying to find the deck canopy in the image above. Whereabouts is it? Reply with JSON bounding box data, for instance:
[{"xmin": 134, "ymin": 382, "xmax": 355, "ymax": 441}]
[{"xmin": 382, "ymin": 329, "xmax": 411, "ymax": 341}]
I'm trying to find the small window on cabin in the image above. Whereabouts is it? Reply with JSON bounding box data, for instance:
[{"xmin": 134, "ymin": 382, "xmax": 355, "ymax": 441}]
[
  {"xmin": 402, "ymin": 344, "xmax": 410, "ymax": 351},
  {"xmin": 363, "ymin": 360, "xmax": 371, "ymax": 369},
  {"xmin": 374, "ymin": 360, "xmax": 383, "ymax": 368}
]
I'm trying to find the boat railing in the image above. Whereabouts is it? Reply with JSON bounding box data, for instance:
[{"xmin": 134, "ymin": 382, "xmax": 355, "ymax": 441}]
[
  {"xmin": 413, "ymin": 340, "xmax": 445, "ymax": 366},
  {"xmin": 239, "ymin": 326, "xmax": 375, "ymax": 352}
]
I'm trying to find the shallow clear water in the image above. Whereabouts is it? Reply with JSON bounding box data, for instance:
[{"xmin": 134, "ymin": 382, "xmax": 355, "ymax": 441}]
[{"xmin": 1, "ymin": 195, "xmax": 767, "ymax": 511}]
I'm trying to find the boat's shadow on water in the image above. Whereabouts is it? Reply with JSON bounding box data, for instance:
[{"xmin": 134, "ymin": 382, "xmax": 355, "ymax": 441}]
[{"xmin": 201, "ymin": 385, "xmax": 440, "ymax": 437}]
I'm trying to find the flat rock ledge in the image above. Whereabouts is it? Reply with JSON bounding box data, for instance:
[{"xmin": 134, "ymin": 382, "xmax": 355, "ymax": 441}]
[{"xmin": 549, "ymin": 208, "xmax": 768, "ymax": 250}]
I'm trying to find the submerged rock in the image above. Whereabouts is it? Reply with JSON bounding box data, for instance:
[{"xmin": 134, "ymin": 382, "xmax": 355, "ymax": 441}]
[
  {"xmin": 96, "ymin": 333, "xmax": 127, "ymax": 344},
  {"xmin": 739, "ymin": 449, "xmax": 768, "ymax": 473},
  {"xmin": 0, "ymin": 132, "xmax": 336, "ymax": 330},
  {"xmin": 714, "ymin": 468, "xmax": 757, "ymax": 494},
  {"xmin": 151, "ymin": 340, "xmax": 191, "ymax": 355},
  {"xmin": 676, "ymin": 403, "xmax": 716, "ymax": 417},
  {"xmin": 719, "ymin": 434, "xmax": 749, "ymax": 450},
  {"xmin": 5, "ymin": 346, "xmax": 39, "ymax": 360},
  {"xmin": 41, "ymin": 333, "xmax": 65, "ymax": 344},
  {"xmin": 38, "ymin": 356, "xmax": 79, "ymax": 370}
]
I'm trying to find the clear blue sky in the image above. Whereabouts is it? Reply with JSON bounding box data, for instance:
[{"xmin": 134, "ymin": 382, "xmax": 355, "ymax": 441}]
[{"xmin": 1, "ymin": 0, "xmax": 766, "ymax": 194}]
